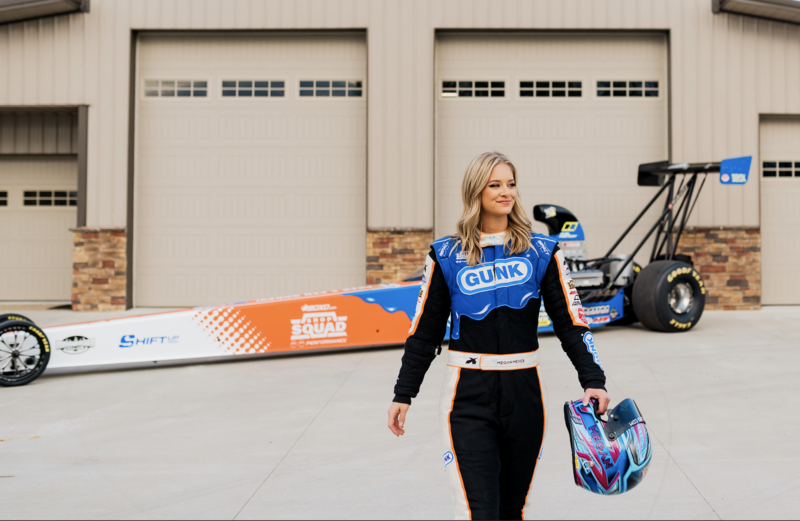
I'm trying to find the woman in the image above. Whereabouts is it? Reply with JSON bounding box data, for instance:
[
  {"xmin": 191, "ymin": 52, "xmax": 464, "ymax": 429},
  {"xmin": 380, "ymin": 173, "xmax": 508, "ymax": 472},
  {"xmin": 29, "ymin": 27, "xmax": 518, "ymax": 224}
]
[{"xmin": 387, "ymin": 152, "xmax": 610, "ymax": 520}]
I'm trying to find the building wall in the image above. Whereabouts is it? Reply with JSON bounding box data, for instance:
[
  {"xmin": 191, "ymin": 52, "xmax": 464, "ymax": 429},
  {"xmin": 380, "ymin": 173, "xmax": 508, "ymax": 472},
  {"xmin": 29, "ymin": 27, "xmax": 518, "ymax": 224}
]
[{"xmin": 0, "ymin": 0, "xmax": 799, "ymax": 231}]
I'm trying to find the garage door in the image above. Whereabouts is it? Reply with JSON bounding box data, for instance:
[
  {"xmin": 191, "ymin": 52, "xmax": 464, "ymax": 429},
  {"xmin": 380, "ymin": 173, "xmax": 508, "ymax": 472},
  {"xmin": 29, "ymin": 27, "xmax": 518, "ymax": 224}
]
[
  {"xmin": 435, "ymin": 33, "xmax": 667, "ymax": 261},
  {"xmin": 136, "ymin": 33, "xmax": 366, "ymax": 307},
  {"xmin": 0, "ymin": 156, "xmax": 76, "ymax": 301},
  {"xmin": 760, "ymin": 117, "xmax": 800, "ymax": 305}
]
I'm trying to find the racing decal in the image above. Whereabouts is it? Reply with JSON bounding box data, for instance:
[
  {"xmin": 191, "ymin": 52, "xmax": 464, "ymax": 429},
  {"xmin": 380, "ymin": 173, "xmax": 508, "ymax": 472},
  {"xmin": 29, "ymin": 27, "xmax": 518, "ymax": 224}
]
[
  {"xmin": 119, "ymin": 335, "xmax": 179, "ymax": 348},
  {"xmin": 56, "ymin": 336, "xmax": 95, "ymax": 355},
  {"xmin": 443, "ymin": 451, "xmax": 454, "ymax": 468},
  {"xmin": 456, "ymin": 258, "xmax": 532, "ymax": 295},
  {"xmin": 409, "ymin": 256, "xmax": 435, "ymax": 335},
  {"xmin": 592, "ymin": 316, "xmax": 610, "ymax": 325},
  {"xmin": 667, "ymin": 266, "xmax": 706, "ymax": 295},
  {"xmin": 290, "ymin": 307, "xmax": 348, "ymax": 347},
  {"xmin": 583, "ymin": 331, "xmax": 603, "ymax": 369},
  {"xmin": 554, "ymin": 249, "xmax": 589, "ymax": 328},
  {"xmin": 557, "ymin": 221, "xmax": 585, "ymax": 241},
  {"xmin": 584, "ymin": 305, "xmax": 610, "ymax": 316},
  {"xmin": 719, "ymin": 156, "xmax": 751, "ymax": 185},
  {"xmin": 534, "ymin": 239, "xmax": 551, "ymax": 256}
]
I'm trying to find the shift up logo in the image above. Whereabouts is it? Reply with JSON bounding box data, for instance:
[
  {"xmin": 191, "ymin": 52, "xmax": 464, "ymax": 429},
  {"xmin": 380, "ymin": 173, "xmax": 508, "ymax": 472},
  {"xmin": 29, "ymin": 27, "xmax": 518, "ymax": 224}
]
[
  {"xmin": 456, "ymin": 258, "xmax": 532, "ymax": 295},
  {"xmin": 290, "ymin": 306, "xmax": 348, "ymax": 345}
]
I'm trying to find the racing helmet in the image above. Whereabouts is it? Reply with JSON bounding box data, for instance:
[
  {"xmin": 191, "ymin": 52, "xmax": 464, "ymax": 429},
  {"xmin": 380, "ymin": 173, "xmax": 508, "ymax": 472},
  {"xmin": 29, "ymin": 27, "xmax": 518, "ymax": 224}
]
[{"xmin": 563, "ymin": 398, "xmax": 652, "ymax": 495}]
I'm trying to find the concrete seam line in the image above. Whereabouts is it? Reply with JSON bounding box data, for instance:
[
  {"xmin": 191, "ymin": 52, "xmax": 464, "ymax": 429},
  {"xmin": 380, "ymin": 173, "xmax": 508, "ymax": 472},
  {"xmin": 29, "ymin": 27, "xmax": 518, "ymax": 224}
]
[
  {"xmin": 232, "ymin": 353, "xmax": 367, "ymax": 520},
  {"xmin": 630, "ymin": 369, "xmax": 723, "ymax": 521}
]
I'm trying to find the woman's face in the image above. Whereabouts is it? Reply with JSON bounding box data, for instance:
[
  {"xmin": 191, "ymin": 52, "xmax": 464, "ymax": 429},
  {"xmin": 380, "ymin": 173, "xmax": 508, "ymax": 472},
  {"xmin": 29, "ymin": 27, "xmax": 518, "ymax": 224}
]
[{"xmin": 480, "ymin": 162, "xmax": 517, "ymax": 220}]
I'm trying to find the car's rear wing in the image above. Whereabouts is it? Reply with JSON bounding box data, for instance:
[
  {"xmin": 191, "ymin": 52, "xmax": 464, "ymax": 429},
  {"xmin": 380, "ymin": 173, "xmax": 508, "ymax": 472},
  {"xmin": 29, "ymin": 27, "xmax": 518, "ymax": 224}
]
[{"xmin": 638, "ymin": 156, "xmax": 752, "ymax": 186}]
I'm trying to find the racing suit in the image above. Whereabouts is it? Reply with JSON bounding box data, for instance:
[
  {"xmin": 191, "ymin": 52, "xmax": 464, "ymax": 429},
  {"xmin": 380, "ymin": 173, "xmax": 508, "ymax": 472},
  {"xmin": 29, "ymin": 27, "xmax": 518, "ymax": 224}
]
[{"xmin": 393, "ymin": 232, "xmax": 605, "ymax": 520}]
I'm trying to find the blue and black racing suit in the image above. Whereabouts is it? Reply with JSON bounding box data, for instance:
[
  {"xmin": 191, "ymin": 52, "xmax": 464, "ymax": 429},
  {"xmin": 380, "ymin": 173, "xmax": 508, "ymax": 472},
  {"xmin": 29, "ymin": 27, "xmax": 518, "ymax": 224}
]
[{"xmin": 393, "ymin": 231, "xmax": 606, "ymax": 520}]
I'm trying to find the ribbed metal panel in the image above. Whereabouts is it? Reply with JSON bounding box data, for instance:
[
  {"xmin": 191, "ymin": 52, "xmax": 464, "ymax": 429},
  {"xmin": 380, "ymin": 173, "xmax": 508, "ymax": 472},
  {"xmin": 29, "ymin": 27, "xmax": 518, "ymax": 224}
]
[
  {"xmin": 0, "ymin": 0, "xmax": 797, "ymax": 228},
  {"xmin": 0, "ymin": 112, "xmax": 77, "ymax": 154}
]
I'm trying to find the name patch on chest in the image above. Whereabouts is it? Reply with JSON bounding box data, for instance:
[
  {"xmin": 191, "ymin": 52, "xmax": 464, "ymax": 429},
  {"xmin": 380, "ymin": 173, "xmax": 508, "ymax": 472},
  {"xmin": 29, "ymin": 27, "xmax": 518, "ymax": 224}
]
[{"xmin": 456, "ymin": 258, "xmax": 533, "ymax": 295}]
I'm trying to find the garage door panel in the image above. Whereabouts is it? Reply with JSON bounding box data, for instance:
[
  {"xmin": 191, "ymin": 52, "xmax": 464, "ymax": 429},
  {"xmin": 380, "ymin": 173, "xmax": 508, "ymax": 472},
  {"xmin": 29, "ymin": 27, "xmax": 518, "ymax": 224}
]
[
  {"xmin": 0, "ymin": 157, "xmax": 76, "ymax": 301},
  {"xmin": 436, "ymin": 33, "xmax": 667, "ymax": 266},
  {"xmin": 760, "ymin": 117, "xmax": 800, "ymax": 304},
  {"xmin": 136, "ymin": 33, "xmax": 366, "ymax": 306}
]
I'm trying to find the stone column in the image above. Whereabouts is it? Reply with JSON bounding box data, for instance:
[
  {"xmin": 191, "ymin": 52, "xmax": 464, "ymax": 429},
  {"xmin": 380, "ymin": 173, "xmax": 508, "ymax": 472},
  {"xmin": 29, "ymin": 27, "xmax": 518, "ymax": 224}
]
[
  {"xmin": 70, "ymin": 227, "xmax": 127, "ymax": 311},
  {"xmin": 366, "ymin": 230, "xmax": 434, "ymax": 284},
  {"xmin": 678, "ymin": 227, "xmax": 761, "ymax": 310}
]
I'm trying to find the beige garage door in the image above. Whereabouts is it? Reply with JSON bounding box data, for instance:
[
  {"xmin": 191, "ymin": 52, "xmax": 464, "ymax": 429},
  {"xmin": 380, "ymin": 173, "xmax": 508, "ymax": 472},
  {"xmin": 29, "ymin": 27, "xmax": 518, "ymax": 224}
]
[
  {"xmin": 435, "ymin": 33, "xmax": 668, "ymax": 261},
  {"xmin": 136, "ymin": 33, "xmax": 366, "ymax": 307},
  {"xmin": 0, "ymin": 156, "xmax": 76, "ymax": 301},
  {"xmin": 760, "ymin": 117, "xmax": 800, "ymax": 305}
]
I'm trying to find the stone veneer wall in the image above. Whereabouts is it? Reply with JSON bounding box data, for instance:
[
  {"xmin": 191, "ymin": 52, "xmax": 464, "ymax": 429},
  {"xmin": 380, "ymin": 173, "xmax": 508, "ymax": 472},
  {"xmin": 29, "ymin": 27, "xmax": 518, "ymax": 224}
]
[
  {"xmin": 677, "ymin": 227, "xmax": 761, "ymax": 311},
  {"xmin": 70, "ymin": 227, "xmax": 127, "ymax": 311},
  {"xmin": 366, "ymin": 230, "xmax": 434, "ymax": 284}
]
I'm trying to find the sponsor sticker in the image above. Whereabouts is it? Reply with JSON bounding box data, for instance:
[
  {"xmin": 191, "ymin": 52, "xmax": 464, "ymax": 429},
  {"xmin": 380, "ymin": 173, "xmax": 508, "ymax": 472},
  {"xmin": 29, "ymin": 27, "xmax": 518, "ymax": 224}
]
[
  {"xmin": 610, "ymin": 308, "xmax": 619, "ymax": 319},
  {"xmin": 57, "ymin": 335, "xmax": 95, "ymax": 355},
  {"xmin": 291, "ymin": 307, "xmax": 348, "ymax": 345},
  {"xmin": 120, "ymin": 335, "xmax": 179, "ymax": 348},
  {"xmin": 584, "ymin": 305, "xmax": 610, "ymax": 317},
  {"xmin": 535, "ymin": 240, "xmax": 551, "ymax": 255},
  {"xmin": 443, "ymin": 451, "xmax": 454, "ymax": 468},
  {"xmin": 456, "ymin": 258, "xmax": 532, "ymax": 295},
  {"xmin": 544, "ymin": 206, "xmax": 557, "ymax": 219},
  {"xmin": 592, "ymin": 316, "xmax": 610, "ymax": 325},
  {"xmin": 583, "ymin": 332, "xmax": 603, "ymax": 369},
  {"xmin": 577, "ymin": 308, "xmax": 589, "ymax": 326}
]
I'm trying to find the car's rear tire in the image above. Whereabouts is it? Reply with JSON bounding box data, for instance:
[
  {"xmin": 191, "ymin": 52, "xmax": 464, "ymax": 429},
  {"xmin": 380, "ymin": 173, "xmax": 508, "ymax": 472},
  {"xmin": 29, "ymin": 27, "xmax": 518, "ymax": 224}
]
[
  {"xmin": 0, "ymin": 321, "xmax": 51, "ymax": 386},
  {"xmin": 632, "ymin": 260, "xmax": 706, "ymax": 332},
  {"xmin": 0, "ymin": 313, "xmax": 34, "ymax": 325}
]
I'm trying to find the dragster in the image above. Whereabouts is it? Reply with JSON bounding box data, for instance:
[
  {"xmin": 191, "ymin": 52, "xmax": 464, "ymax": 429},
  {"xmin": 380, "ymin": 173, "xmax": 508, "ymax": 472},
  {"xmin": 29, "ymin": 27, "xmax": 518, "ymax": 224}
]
[{"xmin": 0, "ymin": 156, "xmax": 752, "ymax": 387}]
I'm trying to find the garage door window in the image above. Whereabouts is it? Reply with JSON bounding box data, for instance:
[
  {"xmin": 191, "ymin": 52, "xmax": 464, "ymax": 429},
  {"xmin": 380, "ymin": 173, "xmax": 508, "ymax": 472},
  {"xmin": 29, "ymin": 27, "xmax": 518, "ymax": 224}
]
[
  {"xmin": 222, "ymin": 80, "xmax": 285, "ymax": 97},
  {"xmin": 442, "ymin": 81, "xmax": 505, "ymax": 98},
  {"xmin": 597, "ymin": 81, "xmax": 659, "ymax": 98},
  {"xmin": 299, "ymin": 80, "xmax": 363, "ymax": 97},
  {"xmin": 762, "ymin": 161, "xmax": 800, "ymax": 178},
  {"xmin": 144, "ymin": 80, "xmax": 208, "ymax": 98},
  {"xmin": 23, "ymin": 190, "xmax": 77, "ymax": 207},
  {"xmin": 0, "ymin": 191, "xmax": 7, "ymax": 207},
  {"xmin": 520, "ymin": 81, "xmax": 581, "ymax": 98}
]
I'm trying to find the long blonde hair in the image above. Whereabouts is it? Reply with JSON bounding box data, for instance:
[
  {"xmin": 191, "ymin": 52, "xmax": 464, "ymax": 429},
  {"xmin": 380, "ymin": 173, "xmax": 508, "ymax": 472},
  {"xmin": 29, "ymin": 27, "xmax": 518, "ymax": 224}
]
[{"xmin": 456, "ymin": 151, "xmax": 533, "ymax": 266}]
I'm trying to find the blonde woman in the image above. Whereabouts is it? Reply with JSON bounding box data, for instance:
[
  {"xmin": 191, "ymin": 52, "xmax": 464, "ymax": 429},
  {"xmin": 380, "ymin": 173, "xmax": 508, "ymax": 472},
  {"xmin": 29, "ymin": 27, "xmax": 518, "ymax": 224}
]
[{"xmin": 388, "ymin": 152, "xmax": 609, "ymax": 520}]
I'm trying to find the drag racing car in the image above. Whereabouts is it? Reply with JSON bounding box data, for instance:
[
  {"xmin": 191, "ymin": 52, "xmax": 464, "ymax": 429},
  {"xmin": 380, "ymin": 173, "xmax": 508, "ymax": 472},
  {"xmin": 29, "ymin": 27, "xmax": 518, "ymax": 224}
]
[{"xmin": 0, "ymin": 156, "xmax": 751, "ymax": 387}]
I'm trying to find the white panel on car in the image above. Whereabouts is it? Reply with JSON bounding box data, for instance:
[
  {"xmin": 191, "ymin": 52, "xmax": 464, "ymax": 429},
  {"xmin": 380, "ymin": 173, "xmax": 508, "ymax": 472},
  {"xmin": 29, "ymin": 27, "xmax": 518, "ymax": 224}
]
[
  {"xmin": 136, "ymin": 33, "xmax": 366, "ymax": 307},
  {"xmin": 0, "ymin": 156, "xmax": 77, "ymax": 301}
]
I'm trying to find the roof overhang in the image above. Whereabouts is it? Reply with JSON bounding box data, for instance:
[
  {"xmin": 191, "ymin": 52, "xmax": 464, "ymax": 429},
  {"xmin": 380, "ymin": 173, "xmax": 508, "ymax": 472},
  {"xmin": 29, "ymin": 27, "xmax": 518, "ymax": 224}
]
[
  {"xmin": 0, "ymin": 0, "xmax": 88, "ymax": 25},
  {"xmin": 713, "ymin": 0, "xmax": 800, "ymax": 24}
]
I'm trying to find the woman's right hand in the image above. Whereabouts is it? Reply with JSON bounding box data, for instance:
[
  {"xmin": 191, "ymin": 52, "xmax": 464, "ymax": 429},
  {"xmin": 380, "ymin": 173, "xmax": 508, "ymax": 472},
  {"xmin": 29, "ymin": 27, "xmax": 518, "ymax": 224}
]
[{"xmin": 388, "ymin": 402, "xmax": 410, "ymax": 436}]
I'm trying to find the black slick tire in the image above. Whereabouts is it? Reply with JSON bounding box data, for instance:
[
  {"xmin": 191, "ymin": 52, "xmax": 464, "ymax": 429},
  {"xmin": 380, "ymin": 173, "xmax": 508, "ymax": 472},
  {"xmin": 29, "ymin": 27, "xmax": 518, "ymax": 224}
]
[
  {"xmin": 0, "ymin": 321, "xmax": 51, "ymax": 387},
  {"xmin": 632, "ymin": 260, "xmax": 706, "ymax": 332},
  {"xmin": 0, "ymin": 313, "xmax": 34, "ymax": 325}
]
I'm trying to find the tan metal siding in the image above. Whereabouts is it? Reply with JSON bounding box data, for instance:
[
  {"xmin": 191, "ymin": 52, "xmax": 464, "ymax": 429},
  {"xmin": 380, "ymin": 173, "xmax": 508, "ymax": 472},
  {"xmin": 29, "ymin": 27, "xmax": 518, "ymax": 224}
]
[
  {"xmin": 0, "ymin": 0, "xmax": 797, "ymax": 230},
  {"xmin": 759, "ymin": 116, "xmax": 800, "ymax": 305},
  {"xmin": 0, "ymin": 113, "xmax": 77, "ymax": 154}
]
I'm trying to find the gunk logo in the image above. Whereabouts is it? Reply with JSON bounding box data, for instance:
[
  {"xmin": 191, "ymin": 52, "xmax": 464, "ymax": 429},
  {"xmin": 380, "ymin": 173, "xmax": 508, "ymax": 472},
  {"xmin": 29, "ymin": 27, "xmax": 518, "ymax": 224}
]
[
  {"xmin": 583, "ymin": 332, "xmax": 603, "ymax": 369},
  {"xmin": 457, "ymin": 258, "xmax": 532, "ymax": 295}
]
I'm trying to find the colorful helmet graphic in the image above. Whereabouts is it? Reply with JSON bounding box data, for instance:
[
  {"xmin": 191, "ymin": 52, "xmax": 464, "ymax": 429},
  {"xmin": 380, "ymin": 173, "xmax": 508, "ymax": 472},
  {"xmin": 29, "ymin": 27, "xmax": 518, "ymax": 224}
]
[{"xmin": 563, "ymin": 398, "xmax": 652, "ymax": 495}]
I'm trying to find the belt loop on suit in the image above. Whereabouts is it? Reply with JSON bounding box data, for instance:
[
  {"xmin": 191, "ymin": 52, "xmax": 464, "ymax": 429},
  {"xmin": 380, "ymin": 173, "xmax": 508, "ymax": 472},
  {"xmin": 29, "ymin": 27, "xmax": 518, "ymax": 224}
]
[{"xmin": 447, "ymin": 350, "xmax": 539, "ymax": 371}]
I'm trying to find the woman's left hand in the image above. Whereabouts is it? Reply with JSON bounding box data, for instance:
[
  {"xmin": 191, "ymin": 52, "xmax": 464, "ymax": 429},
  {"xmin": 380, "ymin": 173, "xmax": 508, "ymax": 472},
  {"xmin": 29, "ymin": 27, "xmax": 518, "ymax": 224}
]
[{"xmin": 582, "ymin": 388, "xmax": 610, "ymax": 415}]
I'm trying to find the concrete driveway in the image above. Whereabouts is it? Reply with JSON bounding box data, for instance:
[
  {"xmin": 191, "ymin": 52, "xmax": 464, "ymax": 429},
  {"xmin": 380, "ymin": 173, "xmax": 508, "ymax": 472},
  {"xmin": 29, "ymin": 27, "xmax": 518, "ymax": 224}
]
[{"xmin": 1, "ymin": 307, "xmax": 798, "ymax": 519}]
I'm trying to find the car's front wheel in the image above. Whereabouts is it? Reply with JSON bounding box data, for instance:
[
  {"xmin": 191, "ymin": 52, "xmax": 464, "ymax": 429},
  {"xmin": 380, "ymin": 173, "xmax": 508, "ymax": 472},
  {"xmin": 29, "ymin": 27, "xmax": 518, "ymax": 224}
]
[
  {"xmin": 632, "ymin": 260, "xmax": 706, "ymax": 332},
  {"xmin": 0, "ymin": 321, "xmax": 51, "ymax": 386}
]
